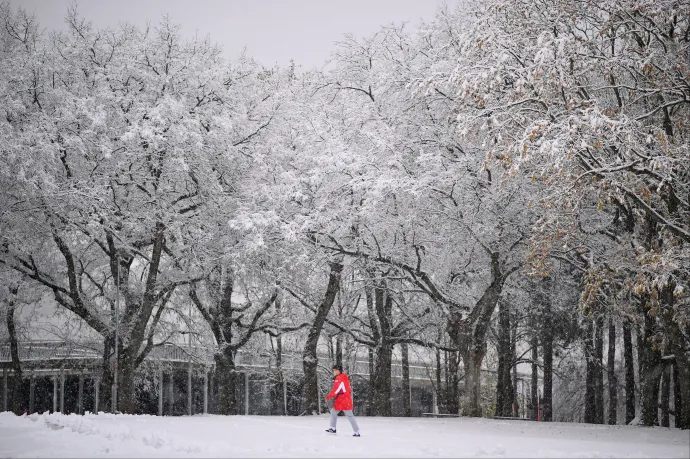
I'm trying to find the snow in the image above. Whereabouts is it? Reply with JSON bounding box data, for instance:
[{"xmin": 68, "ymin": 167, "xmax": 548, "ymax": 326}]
[{"xmin": 1, "ymin": 412, "xmax": 688, "ymax": 458}]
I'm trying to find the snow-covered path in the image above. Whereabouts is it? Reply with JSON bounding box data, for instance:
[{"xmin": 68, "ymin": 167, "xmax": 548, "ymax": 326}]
[{"xmin": 0, "ymin": 412, "xmax": 687, "ymax": 458}]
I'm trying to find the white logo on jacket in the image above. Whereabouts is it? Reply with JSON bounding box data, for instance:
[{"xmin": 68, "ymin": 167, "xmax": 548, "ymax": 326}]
[{"xmin": 335, "ymin": 381, "xmax": 346, "ymax": 395}]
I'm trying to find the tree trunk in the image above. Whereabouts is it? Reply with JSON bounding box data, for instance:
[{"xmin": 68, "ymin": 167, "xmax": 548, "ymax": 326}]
[
  {"xmin": 584, "ymin": 317, "xmax": 597, "ymax": 424},
  {"xmin": 447, "ymin": 252, "xmax": 510, "ymax": 418},
  {"xmin": 639, "ymin": 302, "xmax": 662, "ymax": 426},
  {"xmin": 215, "ymin": 350, "xmax": 238, "ymax": 415},
  {"xmin": 659, "ymin": 280, "xmax": 690, "ymax": 429},
  {"xmin": 435, "ymin": 346, "xmax": 442, "ymax": 414},
  {"xmin": 511, "ymin": 308, "xmax": 519, "ymax": 417},
  {"xmin": 367, "ymin": 346, "xmax": 374, "ymax": 416},
  {"xmin": 13, "ymin": 225, "xmax": 173, "ymax": 416},
  {"xmin": 208, "ymin": 270, "xmax": 239, "ymax": 414},
  {"xmin": 541, "ymin": 331, "xmax": 553, "ymax": 422},
  {"xmin": 531, "ymin": 335, "xmax": 539, "ymax": 421},
  {"xmin": 673, "ymin": 352, "xmax": 690, "ymax": 429},
  {"xmin": 371, "ymin": 339, "xmax": 392, "ymax": 416},
  {"xmin": 302, "ymin": 261, "xmax": 343, "ymax": 415},
  {"xmin": 671, "ymin": 358, "xmax": 688, "ymax": 429},
  {"xmin": 446, "ymin": 350, "xmax": 459, "ymax": 415},
  {"xmin": 464, "ymin": 341, "xmax": 487, "ymax": 417},
  {"xmin": 369, "ymin": 279, "xmax": 394, "ymax": 416},
  {"xmin": 276, "ymin": 343, "xmax": 285, "ymax": 416},
  {"xmin": 275, "ymin": 298, "xmax": 286, "ymax": 416},
  {"xmin": 660, "ymin": 363, "xmax": 670, "ymax": 427},
  {"xmin": 335, "ymin": 334, "xmax": 343, "ymax": 369},
  {"xmin": 607, "ymin": 319, "xmax": 618, "ymax": 425},
  {"xmin": 443, "ymin": 350, "xmax": 449, "ymax": 413},
  {"xmin": 100, "ymin": 335, "xmax": 113, "ymax": 412},
  {"xmin": 450, "ymin": 315, "xmax": 482, "ymax": 418},
  {"xmin": 495, "ymin": 299, "xmax": 513, "ymax": 417},
  {"xmin": 671, "ymin": 360, "xmax": 680, "ymax": 427},
  {"xmin": 401, "ymin": 342, "xmax": 411, "ymax": 417},
  {"xmin": 6, "ymin": 288, "xmax": 23, "ymax": 415},
  {"xmin": 542, "ymin": 298, "xmax": 553, "ymax": 422},
  {"xmin": 594, "ymin": 314, "xmax": 605, "ymax": 424},
  {"xmin": 192, "ymin": 267, "xmax": 277, "ymax": 415},
  {"xmin": 364, "ymin": 273, "xmax": 379, "ymax": 416},
  {"xmin": 494, "ymin": 349, "xmax": 508, "ymax": 417},
  {"xmin": 623, "ymin": 320, "xmax": 636, "ymax": 424},
  {"xmin": 118, "ymin": 353, "xmax": 137, "ymax": 414},
  {"xmin": 110, "ymin": 228, "xmax": 166, "ymax": 414}
]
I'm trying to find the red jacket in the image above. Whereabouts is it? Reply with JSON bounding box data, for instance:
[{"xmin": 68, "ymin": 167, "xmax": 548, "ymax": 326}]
[{"xmin": 326, "ymin": 373, "xmax": 353, "ymax": 411}]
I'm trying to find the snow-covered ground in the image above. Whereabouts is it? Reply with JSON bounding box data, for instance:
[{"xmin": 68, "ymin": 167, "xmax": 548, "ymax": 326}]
[{"xmin": 0, "ymin": 412, "xmax": 687, "ymax": 458}]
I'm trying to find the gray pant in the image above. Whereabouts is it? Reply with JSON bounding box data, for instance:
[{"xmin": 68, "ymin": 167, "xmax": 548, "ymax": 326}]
[{"xmin": 329, "ymin": 408, "xmax": 360, "ymax": 432}]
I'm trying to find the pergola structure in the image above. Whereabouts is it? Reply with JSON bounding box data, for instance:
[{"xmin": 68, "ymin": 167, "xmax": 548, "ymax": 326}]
[{"xmin": 1, "ymin": 340, "xmax": 437, "ymax": 416}]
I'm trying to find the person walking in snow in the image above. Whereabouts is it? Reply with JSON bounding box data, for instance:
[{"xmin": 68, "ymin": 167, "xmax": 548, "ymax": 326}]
[{"xmin": 325, "ymin": 364, "xmax": 360, "ymax": 437}]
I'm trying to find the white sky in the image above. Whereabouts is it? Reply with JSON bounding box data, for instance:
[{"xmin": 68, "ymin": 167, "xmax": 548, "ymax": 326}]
[{"xmin": 13, "ymin": 0, "xmax": 460, "ymax": 70}]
